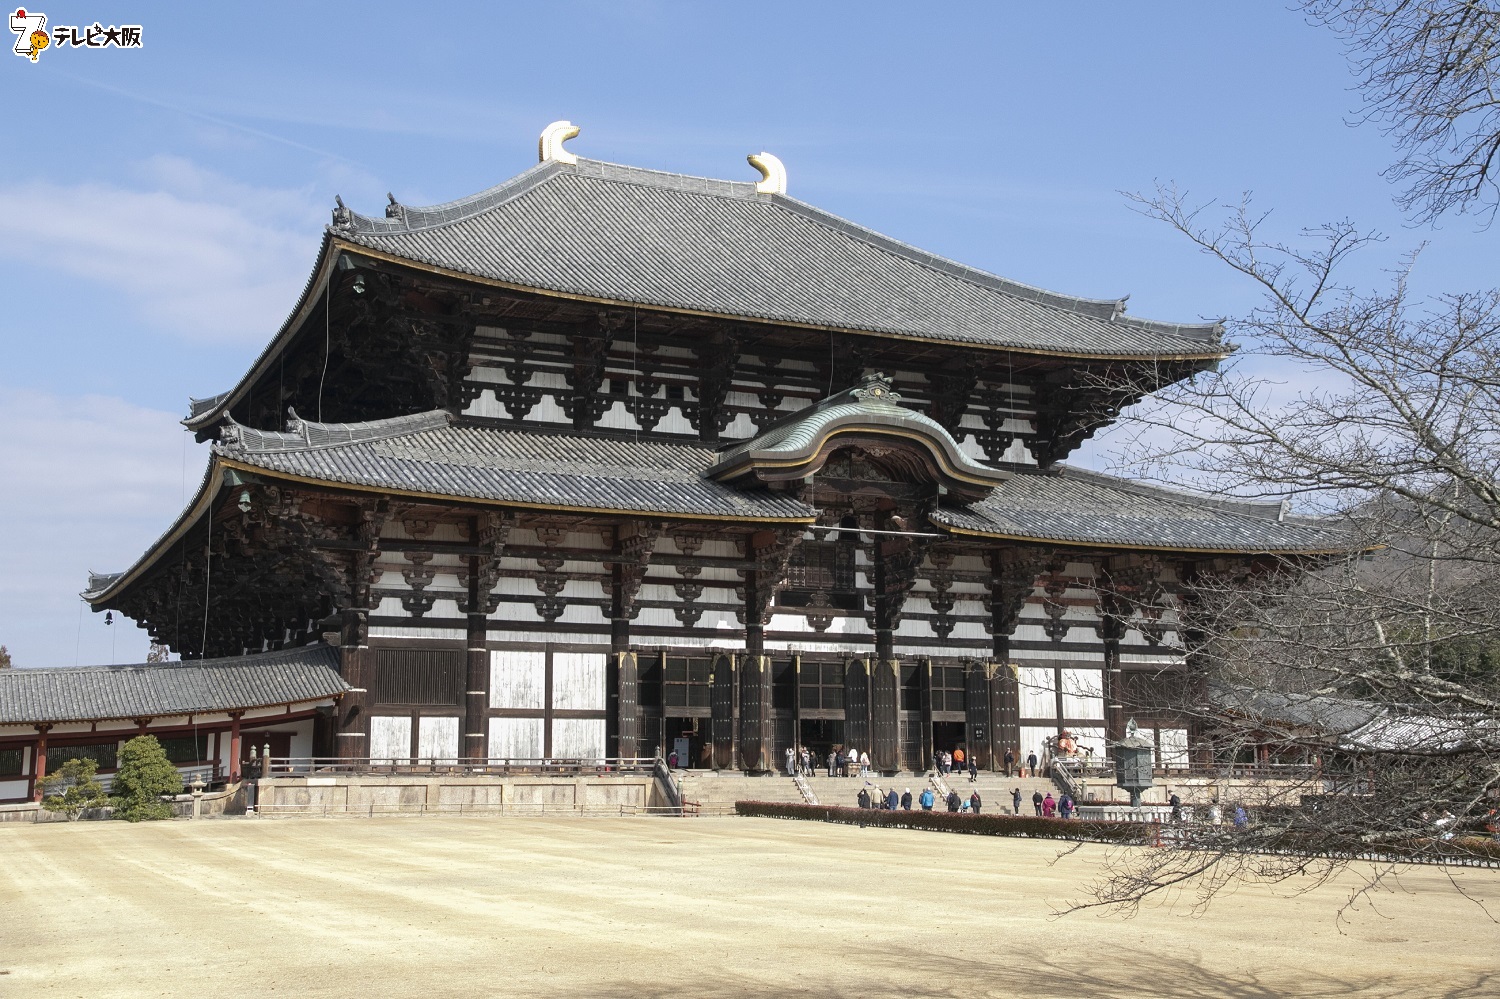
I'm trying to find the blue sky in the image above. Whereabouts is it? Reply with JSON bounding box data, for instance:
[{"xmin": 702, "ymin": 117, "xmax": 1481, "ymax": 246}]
[{"xmin": 1, "ymin": 2, "xmax": 1491, "ymax": 667}]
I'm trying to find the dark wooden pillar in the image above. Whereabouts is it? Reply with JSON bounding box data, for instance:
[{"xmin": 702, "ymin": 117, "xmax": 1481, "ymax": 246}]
[
  {"xmin": 844, "ymin": 658, "xmax": 870, "ymax": 760},
  {"xmin": 710, "ymin": 651, "xmax": 736, "ymax": 770},
  {"xmin": 31, "ymin": 725, "xmax": 50, "ymax": 802},
  {"xmin": 228, "ymin": 711, "xmax": 243, "ymax": 781},
  {"xmin": 964, "ymin": 663, "xmax": 993, "ymax": 770},
  {"xmin": 917, "ymin": 657, "xmax": 935, "ymax": 772},
  {"xmin": 869, "ymin": 658, "xmax": 900, "ymax": 773},
  {"xmin": 464, "ymin": 558, "xmax": 490, "ymax": 763},
  {"xmin": 739, "ymin": 653, "xmax": 771, "ymax": 772},
  {"xmin": 336, "ymin": 607, "xmax": 369, "ymax": 762}
]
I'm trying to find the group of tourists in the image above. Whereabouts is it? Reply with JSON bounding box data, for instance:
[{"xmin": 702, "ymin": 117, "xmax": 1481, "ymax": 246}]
[
  {"xmin": 856, "ymin": 783, "xmax": 985, "ymax": 814},
  {"xmin": 785, "ymin": 745, "xmax": 874, "ymax": 777},
  {"xmin": 1013, "ymin": 787, "xmax": 1076, "ymax": 818},
  {"xmin": 999, "ymin": 748, "xmax": 1041, "ymax": 778},
  {"xmin": 933, "ymin": 749, "xmax": 980, "ymax": 783}
]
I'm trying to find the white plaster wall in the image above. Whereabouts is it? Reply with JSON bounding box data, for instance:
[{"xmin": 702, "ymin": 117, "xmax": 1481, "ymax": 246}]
[
  {"xmin": 370, "ymin": 716, "xmax": 412, "ymax": 763},
  {"xmin": 1018, "ymin": 666, "xmax": 1058, "ymax": 719},
  {"xmin": 552, "ymin": 653, "xmax": 606, "ymax": 711},
  {"xmin": 1160, "ymin": 728, "xmax": 1190, "ymax": 769},
  {"xmin": 656, "ymin": 407, "xmax": 694, "ymax": 435},
  {"xmin": 720, "ymin": 412, "xmax": 757, "ymax": 439},
  {"xmin": 1060, "ymin": 668, "xmax": 1105, "ymax": 720},
  {"xmin": 596, "ymin": 400, "xmax": 641, "ymax": 431},
  {"xmin": 530, "ymin": 393, "xmax": 571, "ymax": 424},
  {"xmin": 0, "ymin": 779, "xmax": 32, "ymax": 800},
  {"xmin": 552, "ymin": 718, "xmax": 606, "ymax": 761},
  {"xmin": 370, "ymin": 625, "xmax": 465, "ymax": 640},
  {"xmin": 491, "ymin": 651, "xmax": 545, "ymax": 709},
  {"xmin": 488, "ymin": 717, "xmax": 543, "ymax": 760},
  {"xmin": 1067, "ymin": 726, "xmax": 1107, "ymax": 759},
  {"xmin": 417, "ymin": 717, "xmax": 459, "ymax": 761},
  {"xmin": 1019, "ymin": 726, "xmax": 1056, "ymax": 763}
]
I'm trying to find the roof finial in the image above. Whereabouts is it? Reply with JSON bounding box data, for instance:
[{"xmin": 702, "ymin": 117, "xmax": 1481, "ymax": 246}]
[
  {"xmin": 539, "ymin": 120, "xmax": 581, "ymax": 165},
  {"xmin": 747, "ymin": 152, "xmax": 786, "ymax": 195}
]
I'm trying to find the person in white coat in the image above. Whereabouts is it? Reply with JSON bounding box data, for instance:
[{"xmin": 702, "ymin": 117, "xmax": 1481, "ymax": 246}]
[{"xmin": 859, "ymin": 750, "xmax": 871, "ymax": 776}]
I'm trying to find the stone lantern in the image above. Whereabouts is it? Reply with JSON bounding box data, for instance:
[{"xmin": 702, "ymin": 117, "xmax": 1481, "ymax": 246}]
[{"xmin": 1113, "ymin": 718, "xmax": 1155, "ymax": 809}]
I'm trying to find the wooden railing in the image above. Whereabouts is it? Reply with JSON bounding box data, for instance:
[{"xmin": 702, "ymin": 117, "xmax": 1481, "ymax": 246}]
[{"xmin": 261, "ymin": 756, "xmax": 659, "ymax": 778}]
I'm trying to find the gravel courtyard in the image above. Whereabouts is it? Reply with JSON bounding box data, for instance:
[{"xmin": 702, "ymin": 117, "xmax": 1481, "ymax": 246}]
[{"xmin": 1, "ymin": 816, "xmax": 1495, "ymax": 998}]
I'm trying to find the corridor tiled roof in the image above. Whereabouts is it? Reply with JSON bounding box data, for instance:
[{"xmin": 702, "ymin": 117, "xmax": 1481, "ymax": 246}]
[
  {"xmin": 932, "ymin": 467, "xmax": 1348, "ymax": 553},
  {"xmin": 334, "ymin": 158, "xmax": 1225, "ymax": 358},
  {"xmin": 0, "ymin": 646, "xmax": 347, "ymax": 725},
  {"xmin": 217, "ymin": 411, "xmax": 815, "ymax": 522}
]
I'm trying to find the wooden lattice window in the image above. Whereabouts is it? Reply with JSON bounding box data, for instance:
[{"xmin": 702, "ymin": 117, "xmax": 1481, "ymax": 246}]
[
  {"xmin": 798, "ymin": 661, "xmax": 845, "ymax": 711},
  {"xmin": 0, "ymin": 749, "xmax": 23, "ymax": 777},
  {"xmin": 374, "ymin": 649, "xmax": 465, "ymax": 705},
  {"xmin": 47, "ymin": 743, "xmax": 117, "ymax": 773},
  {"xmin": 663, "ymin": 656, "xmax": 712, "ymax": 708},
  {"xmin": 157, "ymin": 734, "xmax": 210, "ymax": 765}
]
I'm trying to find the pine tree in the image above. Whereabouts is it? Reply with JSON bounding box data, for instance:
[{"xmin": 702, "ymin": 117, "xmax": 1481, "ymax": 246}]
[
  {"xmin": 39, "ymin": 758, "xmax": 109, "ymax": 820},
  {"xmin": 112, "ymin": 736, "xmax": 182, "ymax": 822},
  {"xmin": 0, "ymin": 645, "xmax": 12, "ymax": 669}
]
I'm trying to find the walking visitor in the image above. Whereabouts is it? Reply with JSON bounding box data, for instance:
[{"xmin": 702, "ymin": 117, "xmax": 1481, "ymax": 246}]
[
  {"xmin": 946, "ymin": 790, "xmax": 961, "ymax": 813},
  {"xmin": 1003, "ymin": 748, "xmax": 1014, "ymax": 777},
  {"xmin": 920, "ymin": 787, "xmax": 935, "ymax": 811},
  {"xmin": 1042, "ymin": 792, "xmax": 1057, "ymax": 817},
  {"xmin": 1026, "ymin": 751, "xmax": 1038, "ymax": 778},
  {"xmin": 860, "ymin": 750, "xmax": 871, "ymax": 776},
  {"xmin": 1032, "ymin": 789, "xmax": 1044, "ymax": 816},
  {"xmin": 967, "ymin": 757, "xmax": 978, "ymax": 782},
  {"xmin": 900, "ymin": 788, "xmax": 912, "ymax": 810},
  {"xmin": 969, "ymin": 790, "xmax": 982, "ymax": 815},
  {"xmin": 1059, "ymin": 793, "xmax": 1074, "ymax": 819},
  {"xmin": 886, "ymin": 787, "xmax": 899, "ymax": 810},
  {"xmin": 1011, "ymin": 788, "xmax": 1022, "ymax": 815}
]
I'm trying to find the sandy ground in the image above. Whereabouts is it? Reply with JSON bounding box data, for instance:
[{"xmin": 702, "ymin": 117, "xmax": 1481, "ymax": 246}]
[{"xmin": 1, "ymin": 817, "xmax": 1496, "ymax": 998}]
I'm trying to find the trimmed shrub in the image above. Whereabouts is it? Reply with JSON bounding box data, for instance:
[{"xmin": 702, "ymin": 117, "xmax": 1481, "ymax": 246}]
[
  {"xmin": 734, "ymin": 800, "xmax": 1150, "ymax": 844},
  {"xmin": 39, "ymin": 758, "xmax": 110, "ymax": 820},
  {"xmin": 112, "ymin": 735, "xmax": 183, "ymax": 822}
]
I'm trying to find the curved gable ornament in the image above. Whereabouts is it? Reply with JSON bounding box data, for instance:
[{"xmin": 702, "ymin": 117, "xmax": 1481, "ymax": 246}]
[
  {"xmin": 705, "ymin": 374, "xmax": 1007, "ymax": 502},
  {"xmin": 539, "ymin": 120, "xmax": 581, "ymax": 164}
]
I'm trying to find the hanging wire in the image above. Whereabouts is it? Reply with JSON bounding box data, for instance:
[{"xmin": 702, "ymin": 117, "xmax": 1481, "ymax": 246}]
[
  {"xmin": 317, "ymin": 284, "xmax": 331, "ymax": 422},
  {"xmin": 633, "ymin": 306, "xmax": 640, "ymax": 446},
  {"xmin": 200, "ymin": 500, "xmax": 213, "ymax": 658},
  {"xmin": 73, "ymin": 597, "xmax": 83, "ymax": 667}
]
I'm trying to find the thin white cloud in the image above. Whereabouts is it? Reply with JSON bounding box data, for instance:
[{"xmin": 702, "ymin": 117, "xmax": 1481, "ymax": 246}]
[
  {"xmin": 0, "ymin": 157, "xmax": 331, "ymax": 344},
  {"xmin": 0, "ymin": 388, "xmax": 206, "ymax": 668}
]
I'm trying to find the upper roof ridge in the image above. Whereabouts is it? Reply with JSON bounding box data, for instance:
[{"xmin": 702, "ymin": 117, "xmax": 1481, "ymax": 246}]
[
  {"xmin": 332, "ymin": 153, "xmax": 1220, "ymax": 342},
  {"xmin": 217, "ymin": 408, "xmax": 452, "ymax": 455}
]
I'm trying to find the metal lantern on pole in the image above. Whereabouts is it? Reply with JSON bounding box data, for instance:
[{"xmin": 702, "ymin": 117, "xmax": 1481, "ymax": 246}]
[{"xmin": 1112, "ymin": 718, "xmax": 1155, "ymax": 809}]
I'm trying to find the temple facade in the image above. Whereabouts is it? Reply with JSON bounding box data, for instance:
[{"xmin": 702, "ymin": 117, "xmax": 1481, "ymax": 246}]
[{"xmin": 76, "ymin": 123, "xmax": 1343, "ymax": 777}]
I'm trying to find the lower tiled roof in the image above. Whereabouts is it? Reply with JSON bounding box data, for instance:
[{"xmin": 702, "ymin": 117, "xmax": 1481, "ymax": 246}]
[
  {"xmin": 219, "ymin": 412, "xmax": 815, "ymax": 522},
  {"xmin": 931, "ymin": 466, "xmax": 1348, "ymax": 553},
  {"xmin": 0, "ymin": 646, "xmax": 347, "ymax": 725}
]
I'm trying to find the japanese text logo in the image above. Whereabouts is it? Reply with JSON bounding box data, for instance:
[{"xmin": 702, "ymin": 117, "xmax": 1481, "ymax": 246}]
[{"xmin": 9, "ymin": 8, "xmax": 141, "ymax": 61}]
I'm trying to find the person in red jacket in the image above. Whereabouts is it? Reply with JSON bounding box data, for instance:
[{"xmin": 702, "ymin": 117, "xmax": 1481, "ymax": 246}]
[{"xmin": 1042, "ymin": 792, "xmax": 1057, "ymax": 817}]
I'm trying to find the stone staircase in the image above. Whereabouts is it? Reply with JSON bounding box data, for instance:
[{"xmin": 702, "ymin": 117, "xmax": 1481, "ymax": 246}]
[{"xmin": 668, "ymin": 769, "xmax": 1066, "ymax": 816}]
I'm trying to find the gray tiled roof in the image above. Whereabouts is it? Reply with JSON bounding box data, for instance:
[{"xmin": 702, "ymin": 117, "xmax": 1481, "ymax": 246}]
[
  {"xmin": 218, "ymin": 411, "xmax": 814, "ymax": 522},
  {"xmin": 0, "ymin": 647, "xmax": 346, "ymax": 725},
  {"xmin": 931, "ymin": 466, "xmax": 1348, "ymax": 552},
  {"xmin": 335, "ymin": 158, "xmax": 1224, "ymax": 358}
]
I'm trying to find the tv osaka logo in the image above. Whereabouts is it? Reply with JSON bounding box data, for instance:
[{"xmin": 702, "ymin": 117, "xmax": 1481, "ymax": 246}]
[{"xmin": 10, "ymin": 8, "xmax": 142, "ymax": 61}]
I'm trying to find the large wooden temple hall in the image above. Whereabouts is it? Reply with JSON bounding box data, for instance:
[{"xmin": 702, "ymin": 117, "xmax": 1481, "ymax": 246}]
[{"xmin": 15, "ymin": 122, "xmax": 1347, "ymax": 790}]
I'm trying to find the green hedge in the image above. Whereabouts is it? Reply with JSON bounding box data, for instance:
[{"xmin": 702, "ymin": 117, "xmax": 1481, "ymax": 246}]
[{"xmin": 734, "ymin": 801, "xmax": 1150, "ymax": 843}]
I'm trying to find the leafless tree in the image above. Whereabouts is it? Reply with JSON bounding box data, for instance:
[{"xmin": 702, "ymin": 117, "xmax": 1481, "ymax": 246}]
[
  {"xmin": 1069, "ymin": 188, "xmax": 1500, "ymax": 915},
  {"xmin": 1303, "ymin": 0, "xmax": 1500, "ymax": 223}
]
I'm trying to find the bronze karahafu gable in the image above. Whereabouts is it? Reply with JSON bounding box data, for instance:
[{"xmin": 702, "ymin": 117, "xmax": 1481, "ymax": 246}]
[{"xmin": 706, "ymin": 375, "xmax": 1008, "ymax": 503}]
